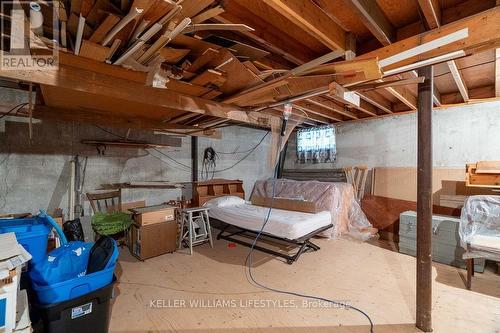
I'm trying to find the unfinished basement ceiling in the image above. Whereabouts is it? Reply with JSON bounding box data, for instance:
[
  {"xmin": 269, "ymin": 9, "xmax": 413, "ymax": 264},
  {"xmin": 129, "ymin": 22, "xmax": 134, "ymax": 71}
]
[{"xmin": 0, "ymin": 0, "xmax": 498, "ymax": 135}]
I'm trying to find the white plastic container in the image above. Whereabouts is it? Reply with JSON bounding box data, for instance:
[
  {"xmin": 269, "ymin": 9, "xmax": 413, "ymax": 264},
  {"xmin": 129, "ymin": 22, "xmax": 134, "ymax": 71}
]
[{"xmin": 0, "ymin": 268, "xmax": 20, "ymax": 333}]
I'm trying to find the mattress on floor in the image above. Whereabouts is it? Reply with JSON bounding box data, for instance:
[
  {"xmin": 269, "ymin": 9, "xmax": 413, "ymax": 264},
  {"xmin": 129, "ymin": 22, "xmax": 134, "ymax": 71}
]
[{"xmin": 208, "ymin": 203, "xmax": 332, "ymax": 240}]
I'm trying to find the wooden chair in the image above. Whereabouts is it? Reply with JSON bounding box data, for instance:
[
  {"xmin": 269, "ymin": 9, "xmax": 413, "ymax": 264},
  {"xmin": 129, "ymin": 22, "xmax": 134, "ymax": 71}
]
[
  {"xmin": 344, "ymin": 166, "xmax": 368, "ymax": 202},
  {"xmin": 86, "ymin": 189, "xmax": 125, "ymax": 243},
  {"xmin": 86, "ymin": 189, "xmax": 122, "ymax": 214}
]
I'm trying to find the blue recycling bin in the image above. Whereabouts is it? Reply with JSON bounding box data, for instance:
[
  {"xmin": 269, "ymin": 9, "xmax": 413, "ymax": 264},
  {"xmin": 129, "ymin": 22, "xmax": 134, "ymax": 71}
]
[
  {"xmin": 0, "ymin": 215, "xmax": 52, "ymax": 263},
  {"xmin": 30, "ymin": 239, "xmax": 119, "ymax": 304}
]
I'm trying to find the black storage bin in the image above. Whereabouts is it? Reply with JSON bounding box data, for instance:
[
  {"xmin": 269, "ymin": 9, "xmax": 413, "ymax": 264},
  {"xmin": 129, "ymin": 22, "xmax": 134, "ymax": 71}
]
[{"xmin": 32, "ymin": 276, "xmax": 116, "ymax": 333}]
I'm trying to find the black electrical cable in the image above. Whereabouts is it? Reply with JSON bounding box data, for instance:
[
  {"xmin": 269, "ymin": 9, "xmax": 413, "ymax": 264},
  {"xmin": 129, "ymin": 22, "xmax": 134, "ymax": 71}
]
[
  {"xmin": 0, "ymin": 103, "xmax": 29, "ymax": 120},
  {"xmin": 210, "ymin": 131, "xmax": 269, "ymax": 173},
  {"xmin": 93, "ymin": 125, "xmax": 270, "ymax": 176},
  {"xmin": 151, "ymin": 132, "xmax": 270, "ymax": 175},
  {"xmin": 216, "ymin": 133, "xmax": 269, "ymax": 155},
  {"xmin": 94, "ymin": 125, "xmax": 127, "ymax": 139},
  {"xmin": 245, "ymin": 135, "xmax": 375, "ymax": 333},
  {"xmin": 201, "ymin": 147, "xmax": 218, "ymax": 180}
]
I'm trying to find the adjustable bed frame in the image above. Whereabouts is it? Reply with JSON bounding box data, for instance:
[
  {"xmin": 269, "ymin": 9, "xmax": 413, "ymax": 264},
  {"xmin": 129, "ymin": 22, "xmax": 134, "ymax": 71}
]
[{"xmin": 214, "ymin": 219, "xmax": 333, "ymax": 264}]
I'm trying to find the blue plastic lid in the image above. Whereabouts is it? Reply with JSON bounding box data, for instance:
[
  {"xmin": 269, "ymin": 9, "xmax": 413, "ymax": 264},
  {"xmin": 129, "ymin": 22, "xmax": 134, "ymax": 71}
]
[{"xmin": 0, "ymin": 216, "xmax": 51, "ymax": 239}]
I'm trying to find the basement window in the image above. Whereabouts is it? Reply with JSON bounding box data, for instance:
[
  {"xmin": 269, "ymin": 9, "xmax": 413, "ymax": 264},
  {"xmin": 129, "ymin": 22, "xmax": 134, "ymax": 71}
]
[{"xmin": 296, "ymin": 125, "xmax": 336, "ymax": 163}]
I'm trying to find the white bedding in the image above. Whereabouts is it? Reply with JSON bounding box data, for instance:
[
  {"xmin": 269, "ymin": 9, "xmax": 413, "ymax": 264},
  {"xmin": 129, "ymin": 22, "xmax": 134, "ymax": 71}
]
[{"xmin": 208, "ymin": 202, "xmax": 332, "ymax": 240}]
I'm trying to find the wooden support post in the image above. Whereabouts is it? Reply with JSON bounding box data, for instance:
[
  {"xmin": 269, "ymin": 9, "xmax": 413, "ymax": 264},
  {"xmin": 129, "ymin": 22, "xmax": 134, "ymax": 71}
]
[
  {"xmin": 277, "ymin": 141, "xmax": 288, "ymax": 179},
  {"xmin": 191, "ymin": 136, "xmax": 198, "ymax": 182},
  {"xmin": 416, "ymin": 66, "xmax": 433, "ymax": 333}
]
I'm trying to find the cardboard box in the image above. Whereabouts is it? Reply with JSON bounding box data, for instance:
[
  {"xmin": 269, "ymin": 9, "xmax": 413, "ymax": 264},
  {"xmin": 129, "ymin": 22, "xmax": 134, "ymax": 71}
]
[
  {"xmin": 131, "ymin": 204, "xmax": 176, "ymax": 227},
  {"xmin": 129, "ymin": 221, "xmax": 177, "ymax": 260}
]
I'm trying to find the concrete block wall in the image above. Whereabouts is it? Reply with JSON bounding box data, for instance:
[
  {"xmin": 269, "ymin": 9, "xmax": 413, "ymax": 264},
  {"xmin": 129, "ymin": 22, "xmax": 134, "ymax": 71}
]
[
  {"xmin": 0, "ymin": 88, "xmax": 273, "ymax": 216},
  {"xmin": 285, "ymin": 100, "xmax": 500, "ymax": 169}
]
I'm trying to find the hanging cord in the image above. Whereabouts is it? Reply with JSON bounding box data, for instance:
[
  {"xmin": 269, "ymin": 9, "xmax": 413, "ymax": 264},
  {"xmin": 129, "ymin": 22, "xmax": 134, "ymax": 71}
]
[
  {"xmin": 93, "ymin": 126, "xmax": 270, "ymax": 179},
  {"xmin": 201, "ymin": 147, "xmax": 218, "ymax": 180},
  {"xmin": 149, "ymin": 132, "xmax": 270, "ymax": 175},
  {"xmin": 245, "ymin": 135, "xmax": 375, "ymax": 333}
]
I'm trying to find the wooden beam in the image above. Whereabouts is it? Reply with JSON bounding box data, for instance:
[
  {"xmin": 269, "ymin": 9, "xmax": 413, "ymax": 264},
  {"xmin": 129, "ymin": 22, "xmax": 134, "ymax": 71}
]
[
  {"xmin": 359, "ymin": 6, "xmax": 499, "ymax": 109},
  {"xmin": 181, "ymin": 23, "xmax": 255, "ymax": 34},
  {"xmin": 33, "ymin": 105, "xmax": 220, "ymax": 138},
  {"xmin": 358, "ymin": 91, "xmax": 393, "ymax": 114},
  {"xmin": 358, "ymin": 99, "xmax": 380, "ymax": 117},
  {"xmin": 348, "ymin": 0, "xmax": 395, "ymax": 45},
  {"xmin": 416, "ymin": 66, "xmax": 433, "ymax": 333},
  {"xmin": 441, "ymin": 85, "xmax": 495, "ymax": 104},
  {"xmin": 292, "ymin": 101, "xmax": 342, "ymax": 122},
  {"xmin": 216, "ymin": 2, "xmax": 314, "ymax": 64},
  {"xmin": 386, "ymin": 86, "xmax": 417, "ymax": 110},
  {"xmin": 359, "ymin": 7, "xmax": 500, "ymax": 71},
  {"xmin": 223, "ymin": 51, "xmax": 343, "ymax": 104},
  {"xmin": 0, "ymin": 58, "xmax": 276, "ymax": 128},
  {"xmin": 261, "ymin": 0, "xmax": 346, "ymax": 51},
  {"xmin": 433, "ymin": 85, "xmax": 442, "ymax": 106},
  {"xmin": 415, "ymin": 0, "xmax": 448, "ymax": 106},
  {"xmin": 344, "ymin": 0, "xmax": 418, "ymax": 110},
  {"xmin": 496, "ymin": 48, "xmax": 500, "ymax": 97},
  {"xmin": 191, "ymin": 6, "xmax": 225, "ymax": 24},
  {"xmin": 446, "ymin": 60, "xmax": 469, "ymax": 102},
  {"xmin": 417, "ymin": 0, "xmax": 442, "ymax": 29},
  {"xmin": 306, "ymin": 97, "xmax": 358, "ymax": 120}
]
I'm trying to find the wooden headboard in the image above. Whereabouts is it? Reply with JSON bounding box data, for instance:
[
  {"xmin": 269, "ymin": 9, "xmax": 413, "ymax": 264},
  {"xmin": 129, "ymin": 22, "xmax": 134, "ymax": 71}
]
[
  {"xmin": 251, "ymin": 196, "xmax": 319, "ymax": 213},
  {"xmin": 192, "ymin": 179, "xmax": 245, "ymax": 206}
]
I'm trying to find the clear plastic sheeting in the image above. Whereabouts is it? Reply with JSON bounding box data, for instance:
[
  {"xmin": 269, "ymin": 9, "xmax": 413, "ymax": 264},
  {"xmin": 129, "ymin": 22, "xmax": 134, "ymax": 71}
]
[
  {"xmin": 459, "ymin": 195, "xmax": 500, "ymax": 260},
  {"xmin": 251, "ymin": 179, "xmax": 377, "ymax": 240}
]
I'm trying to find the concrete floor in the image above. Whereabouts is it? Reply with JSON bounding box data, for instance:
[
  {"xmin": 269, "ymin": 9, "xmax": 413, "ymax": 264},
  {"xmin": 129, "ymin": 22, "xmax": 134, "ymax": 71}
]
[{"xmin": 109, "ymin": 236, "xmax": 500, "ymax": 333}]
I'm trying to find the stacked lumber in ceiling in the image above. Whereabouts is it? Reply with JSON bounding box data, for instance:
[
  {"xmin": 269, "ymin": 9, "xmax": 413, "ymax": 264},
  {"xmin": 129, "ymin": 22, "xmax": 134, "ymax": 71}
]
[
  {"xmin": 1, "ymin": 1, "xmax": 499, "ymax": 130},
  {"xmin": 2, "ymin": 0, "xmax": 423, "ymax": 129}
]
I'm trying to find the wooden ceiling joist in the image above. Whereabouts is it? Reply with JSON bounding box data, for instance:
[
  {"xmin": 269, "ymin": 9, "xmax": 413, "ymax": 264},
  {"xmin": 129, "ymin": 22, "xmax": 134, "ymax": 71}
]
[
  {"xmin": 217, "ymin": 1, "xmax": 316, "ymax": 64},
  {"xmin": 433, "ymin": 85, "xmax": 442, "ymax": 106},
  {"xmin": 386, "ymin": 86, "xmax": 417, "ymax": 110},
  {"xmin": 0, "ymin": 56, "xmax": 278, "ymax": 128},
  {"xmin": 347, "ymin": 0, "xmax": 394, "ymax": 46},
  {"xmin": 360, "ymin": 7, "xmax": 500, "ymax": 72},
  {"xmin": 417, "ymin": 0, "xmax": 442, "ymax": 30},
  {"xmin": 446, "ymin": 60, "xmax": 469, "ymax": 102},
  {"xmin": 260, "ymin": 0, "xmax": 346, "ymax": 51},
  {"xmin": 349, "ymin": 0, "xmax": 448, "ymax": 111},
  {"xmin": 358, "ymin": 91, "xmax": 393, "ymax": 114},
  {"xmin": 306, "ymin": 97, "xmax": 359, "ymax": 120},
  {"xmin": 358, "ymin": 99, "xmax": 380, "ymax": 117},
  {"xmin": 290, "ymin": 103, "xmax": 339, "ymax": 123},
  {"xmin": 1, "ymin": 0, "xmax": 498, "ymax": 130}
]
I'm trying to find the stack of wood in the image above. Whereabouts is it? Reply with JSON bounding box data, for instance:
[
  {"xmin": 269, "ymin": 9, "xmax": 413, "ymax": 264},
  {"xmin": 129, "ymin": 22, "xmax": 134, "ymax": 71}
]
[
  {"xmin": 8, "ymin": 0, "xmax": 385, "ymax": 119},
  {"xmin": 466, "ymin": 161, "xmax": 500, "ymax": 188}
]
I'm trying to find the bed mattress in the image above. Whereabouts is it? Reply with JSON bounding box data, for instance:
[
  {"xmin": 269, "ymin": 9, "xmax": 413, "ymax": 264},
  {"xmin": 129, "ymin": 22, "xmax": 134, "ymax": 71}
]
[{"xmin": 208, "ymin": 203, "xmax": 332, "ymax": 240}]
